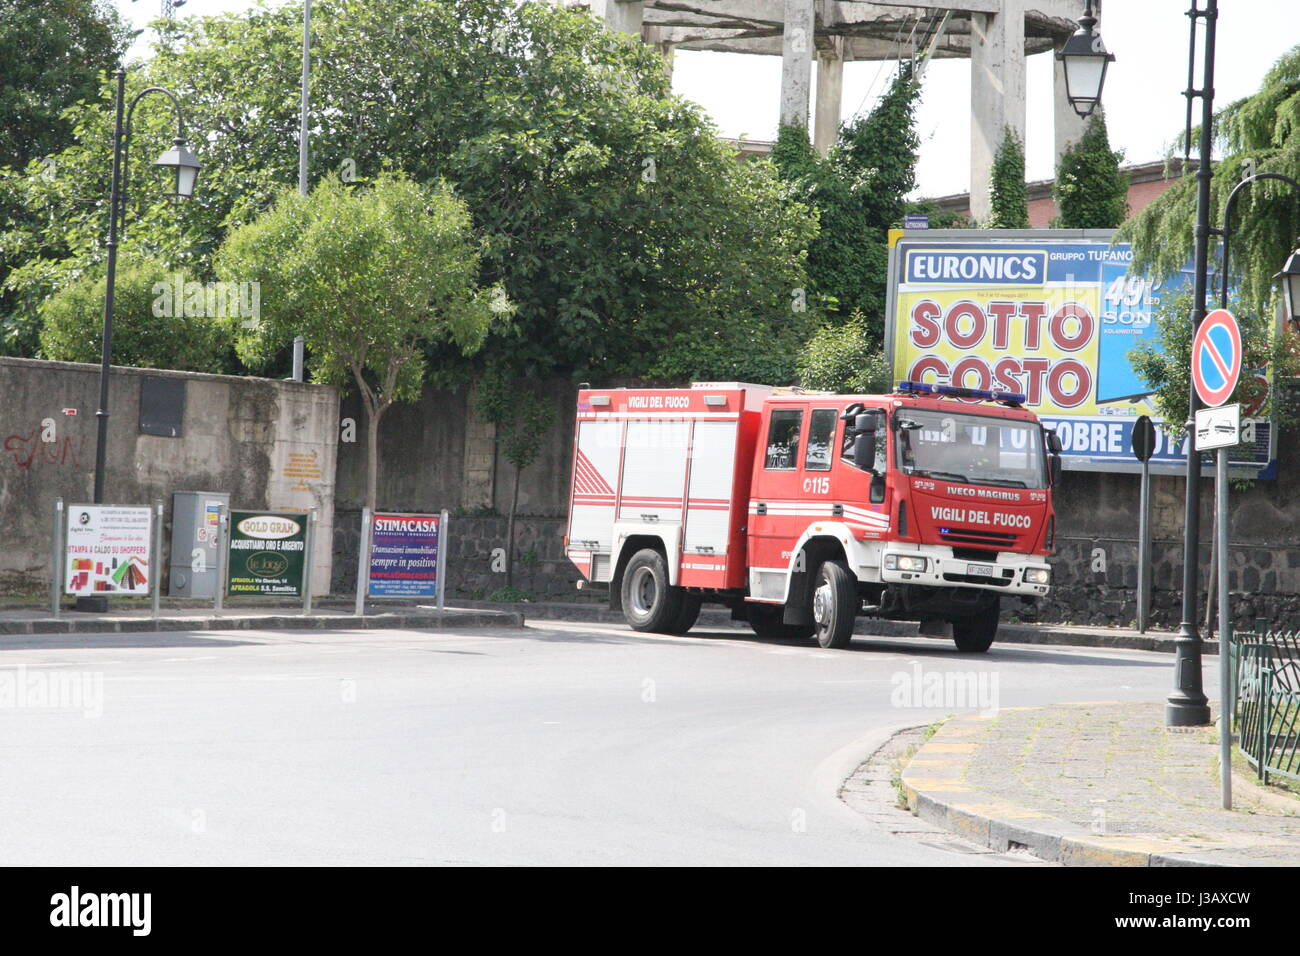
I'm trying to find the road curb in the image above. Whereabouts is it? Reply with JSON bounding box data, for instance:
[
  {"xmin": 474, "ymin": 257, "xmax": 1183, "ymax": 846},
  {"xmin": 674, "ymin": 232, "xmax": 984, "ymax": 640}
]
[
  {"xmin": 899, "ymin": 710, "xmax": 1268, "ymax": 867},
  {"xmin": 453, "ymin": 599, "xmax": 1206, "ymax": 654},
  {"xmin": 0, "ymin": 608, "xmax": 523, "ymax": 636}
]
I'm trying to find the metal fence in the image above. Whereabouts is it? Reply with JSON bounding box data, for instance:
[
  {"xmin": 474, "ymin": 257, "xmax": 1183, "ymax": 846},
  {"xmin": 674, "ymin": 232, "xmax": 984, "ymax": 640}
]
[{"xmin": 1231, "ymin": 629, "xmax": 1300, "ymax": 784}]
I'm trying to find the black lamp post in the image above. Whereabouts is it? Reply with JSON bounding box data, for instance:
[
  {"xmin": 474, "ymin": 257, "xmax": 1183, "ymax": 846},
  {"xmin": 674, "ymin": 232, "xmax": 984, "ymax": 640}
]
[
  {"xmin": 78, "ymin": 69, "xmax": 200, "ymax": 612},
  {"xmin": 92, "ymin": 69, "xmax": 201, "ymax": 505},
  {"xmin": 1276, "ymin": 240, "xmax": 1300, "ymax": 333},
  {"xmin": 1056, "ymin": 0, "xmax": 1115, "ymax": 119}
]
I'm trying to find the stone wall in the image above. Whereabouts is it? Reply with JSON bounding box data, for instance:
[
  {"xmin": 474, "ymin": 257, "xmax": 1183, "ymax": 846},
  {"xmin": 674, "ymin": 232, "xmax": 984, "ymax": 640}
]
[{"xmin": 0, "ymin": 357, "xmax": 339, "ymax": 592}]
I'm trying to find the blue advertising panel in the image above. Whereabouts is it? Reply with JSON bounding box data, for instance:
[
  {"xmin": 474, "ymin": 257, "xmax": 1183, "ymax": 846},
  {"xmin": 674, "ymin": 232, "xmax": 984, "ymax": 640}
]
[
  {"xmin": 368, "ymin": 512, "xmax": 440, "ymax": 598},
  {"xmin": 886, "ymin": 229, "xmax": 1277, "ymax": 477}
]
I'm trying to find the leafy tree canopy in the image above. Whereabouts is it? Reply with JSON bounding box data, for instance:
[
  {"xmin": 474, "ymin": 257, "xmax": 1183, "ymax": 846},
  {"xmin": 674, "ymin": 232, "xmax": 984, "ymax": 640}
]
[
  {"xmin": 0, "ymin": 0, "xmax": 132, "ymax": 354},
  {"xmin": 1122, "ymin": 46, "xmax": 1300, "ymax": 316},
  {"xmin": 3, "ymin": 0, "xmax": 817, "ymax": 387},
  {"xmin": 1054, "ymin": 112, "xmax": 1128, "ymax": 229},
  {"xmin": 39, "ymin": 255, "xmax": 229, "ymax": 371},
  {"xmin": 796, "ymin": 309, "xmax": 891, "ymax": 395},
  {"xmin": 771, "ymin": 66, "xmax": 923, "ymax": 339},
  {"xmin": 215, "ymin": 173, "xmax": 500, "ymax": 511}
]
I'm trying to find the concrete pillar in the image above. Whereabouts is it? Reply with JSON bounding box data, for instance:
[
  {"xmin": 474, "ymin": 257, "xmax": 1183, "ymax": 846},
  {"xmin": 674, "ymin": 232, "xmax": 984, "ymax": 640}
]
[
  {"xmin": 969, "ymin": 0, "xmax": 1026, "ymax": 224},
  {"xmin": 647, "ymin": 25, "xmax": 676, "ymax": 82},
  {"xmin": 462, "ymin": 383, "xmax": 497, "ymax": 512},
  {"xmin": 1053, "ymin": 42, "xmax": 1090, "ymax": 167},
  {"xmin": 596, "ymin": 0, "xmax": 644, "ymax": 36},
  {"xmin": 780, "ymin": 0, "xmax": 814, "ymax": 131},
  {"xmin": 814, "ymin": 38, "xmax": 845, "ymax": 155}
]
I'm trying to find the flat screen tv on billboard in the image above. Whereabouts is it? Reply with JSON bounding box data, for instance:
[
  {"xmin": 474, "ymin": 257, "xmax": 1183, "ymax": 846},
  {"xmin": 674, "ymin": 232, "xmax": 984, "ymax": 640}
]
[{"xmin": 884, "ymin": 229, "xmax": 1276, "ymax": 477}]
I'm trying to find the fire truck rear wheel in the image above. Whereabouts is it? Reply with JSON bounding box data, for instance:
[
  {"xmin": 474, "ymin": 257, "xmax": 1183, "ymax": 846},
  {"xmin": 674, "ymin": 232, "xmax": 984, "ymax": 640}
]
[
  {"xmin": 621, "ymin": 548, "xmax": 685, "ymax": 633},
  {"xmin": 952, "ymin": 599, "xmax": 1000, "ymax": 653},
  {"xmin": 664, "ymin": 594, "xmax": 703, "ymax": 635},
  {"xmin": 811, "ymin": 560, "xmax": 857, "ymax": 649}
]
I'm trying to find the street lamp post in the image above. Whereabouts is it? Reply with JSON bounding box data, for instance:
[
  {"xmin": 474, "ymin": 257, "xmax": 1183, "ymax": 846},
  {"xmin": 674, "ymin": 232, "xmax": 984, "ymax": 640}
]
[
  {"xmin": 79, "ymin": 70, "xmax": 200, "ymax": 613},
  {"xmin": 1167, "ymin": 0, "xmax": 1219, "ymax": 727},
  {"xmin": 92, "ymin": 69, "xmax": 201, "ymax": 507},
  {"xmin": 1218, "ymin": 174, "xmax": 1300, "ymax": 311},
  {"xmin": 1056, "ymin": 0, "xmax": 1115, "ymax": 120}
]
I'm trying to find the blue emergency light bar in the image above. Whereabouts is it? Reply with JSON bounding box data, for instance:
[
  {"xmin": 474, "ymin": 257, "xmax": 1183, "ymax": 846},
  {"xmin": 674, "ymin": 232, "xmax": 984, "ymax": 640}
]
[{"xmin": 896, "ymin": 380, "xmax": 1026, "ymax": 406}]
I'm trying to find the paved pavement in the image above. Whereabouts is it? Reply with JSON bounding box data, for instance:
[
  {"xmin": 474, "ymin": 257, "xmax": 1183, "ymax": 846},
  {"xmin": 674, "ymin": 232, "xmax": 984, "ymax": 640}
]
[
  {"xmin": 902, "ymin": 701, "xmax": 1300, "ymax": 866},
  {"xmin": 0, "ymin": 605, "xmax": 522, "ymax": 635},
  {"xmin": 0, "ymin": 617, "xmax": 1185, "ymax": 865}
]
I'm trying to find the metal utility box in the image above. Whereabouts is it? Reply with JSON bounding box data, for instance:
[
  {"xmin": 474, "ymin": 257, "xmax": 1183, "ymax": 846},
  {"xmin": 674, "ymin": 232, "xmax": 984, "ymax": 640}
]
[{"xmin": 169, "ymin": 491, "xmax": 229, "ymax": 598}]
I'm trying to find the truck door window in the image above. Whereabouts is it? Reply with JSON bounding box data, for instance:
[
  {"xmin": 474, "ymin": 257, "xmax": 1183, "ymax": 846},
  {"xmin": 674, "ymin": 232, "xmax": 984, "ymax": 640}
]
[
  {"xmin": 841, "ymin": 408, "xmax": 886, "ymax": 473},
  {"xmin": 764, "ymin": 409, "xmax": 802, "ymax": 470},
  {"xmin": 804, "ymin": 409, "xmax": 837, "ymax": 471}
]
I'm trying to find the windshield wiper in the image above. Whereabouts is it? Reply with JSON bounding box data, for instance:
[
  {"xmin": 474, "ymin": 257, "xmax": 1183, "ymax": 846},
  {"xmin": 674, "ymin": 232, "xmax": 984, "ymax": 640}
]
[
  {"xmin": 978, "ymin": 478, "xmax": 1028, "ymax": 488},
  {"xmin": 918, "ymin": 470, "xmax": 968, "ymax": 482}
]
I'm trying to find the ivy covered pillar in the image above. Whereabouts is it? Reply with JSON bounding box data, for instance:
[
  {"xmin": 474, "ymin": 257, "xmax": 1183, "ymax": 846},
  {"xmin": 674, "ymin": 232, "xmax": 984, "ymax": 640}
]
[
  {"xmin": 970, "ymin": 0, "xmax": 1026, "ymax": 224},
  {"xmin": 814, "ymin": 37, "xmax": 845, "ymax": 156}
]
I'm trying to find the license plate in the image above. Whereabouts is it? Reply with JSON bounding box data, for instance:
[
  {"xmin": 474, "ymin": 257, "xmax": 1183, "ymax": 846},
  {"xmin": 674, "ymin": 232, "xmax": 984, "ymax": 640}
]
[{"xmin": 967, "ymin": 563, "xmax": 995, "ymax": 577}]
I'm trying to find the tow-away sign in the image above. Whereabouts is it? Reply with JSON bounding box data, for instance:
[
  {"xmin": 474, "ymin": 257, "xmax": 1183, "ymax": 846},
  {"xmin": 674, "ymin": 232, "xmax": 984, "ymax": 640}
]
[{"xmin": 1195, "ymin": 403, "xmax": 1240, "ymax": 451}]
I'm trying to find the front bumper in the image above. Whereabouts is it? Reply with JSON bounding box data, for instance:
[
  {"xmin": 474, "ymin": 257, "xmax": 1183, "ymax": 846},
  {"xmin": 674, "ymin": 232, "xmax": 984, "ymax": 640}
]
[{"xmin": 879, "ymin": 542, "xmax": 1051, "ymax": 598}]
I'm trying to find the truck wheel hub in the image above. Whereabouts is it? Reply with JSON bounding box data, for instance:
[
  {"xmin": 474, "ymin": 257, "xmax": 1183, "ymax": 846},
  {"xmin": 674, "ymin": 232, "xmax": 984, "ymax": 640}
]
[
  {"xmin": 630, "ymin": 567, "xmax": 656, "ymax": 613},
  {"xmin": 813, "ymin": 584, "xmax": 831, "ymax": 625}
]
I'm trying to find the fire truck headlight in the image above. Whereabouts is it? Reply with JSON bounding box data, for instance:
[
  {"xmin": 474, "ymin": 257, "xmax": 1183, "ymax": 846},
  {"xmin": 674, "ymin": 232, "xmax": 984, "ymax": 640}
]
[
  {"xmin": 885, "ymin": 554, "xmax": 928, "ymax": 573},
  {"xmin": 1024, "ymin": 567, "xmax": 1051, "ymax": 585}
]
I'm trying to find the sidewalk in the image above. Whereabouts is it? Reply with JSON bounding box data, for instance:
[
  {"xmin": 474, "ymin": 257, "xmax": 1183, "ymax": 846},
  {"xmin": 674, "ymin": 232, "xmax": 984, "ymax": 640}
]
[
  {"xmin": 901, "ymin": 701, "xmax": 1300, "ymax": 866},
  {"xmin": 0, "ymin": 603, "xmax": 523, "ymax": 636}
]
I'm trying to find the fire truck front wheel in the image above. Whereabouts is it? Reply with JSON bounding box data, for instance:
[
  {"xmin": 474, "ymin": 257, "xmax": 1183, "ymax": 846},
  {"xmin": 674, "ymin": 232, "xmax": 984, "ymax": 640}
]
[
  {"xmin": 811, "ymin": 560, "xmax": 857, "ymax": 650},
  {"xmin": 621, "ymin": 549, "xmax": 686, "ymax": 633},
  {"xmin": 952, "ymin": 599, "xmax": 1000, "ymax": 653}
]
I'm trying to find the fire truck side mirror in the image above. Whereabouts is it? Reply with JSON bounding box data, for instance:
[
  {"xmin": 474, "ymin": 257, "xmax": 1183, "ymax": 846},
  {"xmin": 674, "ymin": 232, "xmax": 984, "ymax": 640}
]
[
  {"xmin": 1045, "ymin": 430, "xmax": 1063, "ymax": 455},
  {"xmin": 1050, "ymin": 454, "xmax": 1063, "ymax": 486},
  {"xmin": 852, "ymin": 414, "xmax": 878, "ymax": 474}
]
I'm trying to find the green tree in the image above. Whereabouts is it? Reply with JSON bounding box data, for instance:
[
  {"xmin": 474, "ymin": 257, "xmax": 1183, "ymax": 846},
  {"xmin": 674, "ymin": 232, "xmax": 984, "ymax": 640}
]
[
  {"xmin": 0, "ymin": 0, "xmax": 131, "ymax": 354},
  {"xmin": 987, "ymin": 126, "xmax": 1029, "ymax": 229},
  {"xmin": 38, "ymin": 257, "xmax": 229, "ymax": 371},
  {"xmin": 475, "ymin": 368, "xmax": 557, "ymax": 588},
  {"xmin": 1123, "ymin": 46, "xmax": 1300, "ymax": 317},
  {"xmin": 215, "ymin": 174, "xmax": 503, "ymax": 513},
  {"xmin": 1129, "ymin": 289, "xmax": 1300, "ymax": 434},
  {"xmin": 772, "ymin": 66, "xmax": 923, "ymax": 333},
  {"xmin": 796, "ymin": 309, "xmax": 891, "ymax": 394},
  {"xmin": 5, "ymin": 0, "xmax": 816, "ymax": 386},
  {"xmin": 1054, "ymin": 113, "xmax": 1128, "ymax": 228}
]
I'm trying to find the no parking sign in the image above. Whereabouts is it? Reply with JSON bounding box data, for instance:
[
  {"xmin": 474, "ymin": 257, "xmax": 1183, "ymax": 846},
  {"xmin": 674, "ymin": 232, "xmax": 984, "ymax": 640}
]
[{"xmin": 1191, "ymin": 309, "xmax": 1242, "ymax": 408}]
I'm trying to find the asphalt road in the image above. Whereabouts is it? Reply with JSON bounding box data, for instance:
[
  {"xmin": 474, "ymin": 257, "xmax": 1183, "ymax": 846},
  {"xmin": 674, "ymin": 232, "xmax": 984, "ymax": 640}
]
[{"xmin": 0, "ymin": 620, "xmax": 1202, "ymax": 866}]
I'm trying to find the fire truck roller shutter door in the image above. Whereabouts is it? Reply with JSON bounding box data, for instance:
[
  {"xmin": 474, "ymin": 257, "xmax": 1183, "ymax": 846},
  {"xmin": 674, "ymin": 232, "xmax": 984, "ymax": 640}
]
[
  {"xmin": 683, "ymin": 420, "xmax": 738, "ymax": 557},
  {"xmin": 570, "ymin": 420, "xmax": 621, "ymax": 566},
  {"xmin": 620, "ymin": 420, "xmax": 689, "ymax": 524}
]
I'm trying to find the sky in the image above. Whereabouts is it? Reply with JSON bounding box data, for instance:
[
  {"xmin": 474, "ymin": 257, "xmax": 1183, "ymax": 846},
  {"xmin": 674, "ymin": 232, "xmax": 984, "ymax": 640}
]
[{"xmin": 113, "ymin": 1, "xmax": 1299, "ymax": 198}]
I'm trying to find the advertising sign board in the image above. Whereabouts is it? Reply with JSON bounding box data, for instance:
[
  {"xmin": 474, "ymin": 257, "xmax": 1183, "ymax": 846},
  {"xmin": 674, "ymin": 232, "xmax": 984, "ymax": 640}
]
[
  {"xmin": 226, "ymin": 511, "xmax": 307, "ymax": 597},
  {"xmin": 64, "ymin": 505, "xmax": 153, "ymax": 596},
  {"xmin": 885, "ymin": 230, "xmax": 1276, "ymax": 476},
  {"xmin": 367, "ymin": 512, "xmax": 441, "ymax": 598}
]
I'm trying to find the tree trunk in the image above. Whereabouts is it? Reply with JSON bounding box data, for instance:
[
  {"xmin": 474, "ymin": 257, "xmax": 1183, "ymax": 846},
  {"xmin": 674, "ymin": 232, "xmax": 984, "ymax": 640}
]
[
  {"xmin": 365, "ymin": 404, "xmax": 384, "ymax": 516},
  {"xmin": 506, "ymin": 463, "xmax": 520, "ymax": 589}
]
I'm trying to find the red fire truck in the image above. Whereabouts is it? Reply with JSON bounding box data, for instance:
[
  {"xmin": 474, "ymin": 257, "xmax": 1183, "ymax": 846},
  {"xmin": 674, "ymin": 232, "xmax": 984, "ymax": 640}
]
[{"xmin": 564, "ymin": 381, "xmax": 1062, "ymax": 652}]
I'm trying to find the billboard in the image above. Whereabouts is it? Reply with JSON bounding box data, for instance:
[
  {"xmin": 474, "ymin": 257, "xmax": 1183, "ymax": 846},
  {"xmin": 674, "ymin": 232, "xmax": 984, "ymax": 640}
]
[
  {"xmin": 367, "ymin": 512, "xmax": 440, "ymax": 598},
  {"xmin": 226, "ymin": 511, "xmax": 307, "ymax": 597},
  {"xmin": 65, "ymin": 505, "xmax": 153, "ymax": 595},
  {"xmin": 885, "ymin": 230, "xmax": 1276, "ymax": 476}
]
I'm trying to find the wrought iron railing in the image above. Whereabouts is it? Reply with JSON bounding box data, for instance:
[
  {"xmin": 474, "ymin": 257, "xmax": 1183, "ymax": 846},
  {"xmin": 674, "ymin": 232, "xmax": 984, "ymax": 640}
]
[{"xmin": 1231, "ymin": 629, "xmax": 1300, "ymax": 784}]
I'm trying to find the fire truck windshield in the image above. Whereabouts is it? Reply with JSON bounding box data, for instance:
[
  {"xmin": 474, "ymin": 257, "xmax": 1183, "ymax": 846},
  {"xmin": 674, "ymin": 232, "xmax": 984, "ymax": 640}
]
[{"xmin": 896, "ymin": 408, "xmax": 1046, "ymax": 489}]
